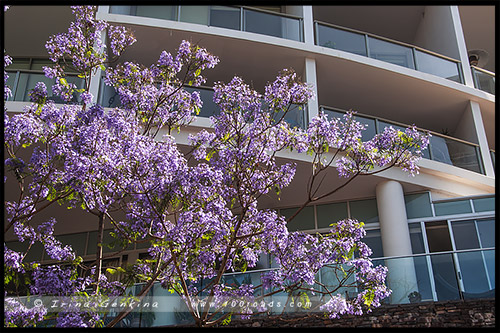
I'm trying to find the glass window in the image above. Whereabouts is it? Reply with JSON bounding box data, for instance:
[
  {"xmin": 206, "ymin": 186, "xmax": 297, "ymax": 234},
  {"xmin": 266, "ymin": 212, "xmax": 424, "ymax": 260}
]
[
  {"xmin": 367, "ymin": 37, "xmax": 415, "ymax": 69},
  {"xmin": 362, "ymin": 229, "xmax": 383, "ymax": 258},
  {"xmin": 404, "ymin": 193, "xmax": 433, "ymax": 219},
  {"xmin": 472, "ymin": 197, "xmax": 495, "ymax": 212},
  {"xmin": 322, "ymin": 108, "xmax": 344, "ymax": 121},
  {"xmin": 184, "ymin": 87, "xmax": 219, "ymax": 118},
  {"xmin": 451, "ymin": 220, "xmax": 480, "ymax": 250},
  {"xmin": 244, "ymin": 9, "xmax": 301, "ymax": 41},
  {"xmin": 135, "ymin": 6, "xmax": 177, "ymax": 21},
  {"xmin": 58, "ymin": 233, "xmax": 88, "ymax": 256},
  {"xmin": 9, "ymin": 58, "xmax": 31, "ymax": 70},
  {"xmin": 280, "ymin": 206, "xmax": 315, "ymax": 231},
  {"xmin": 433, "ymin": 200, "xmax": 472, "ymax": 216},
  {"xmin": 5, "ymin": 241, "xmax": 44, "ymax": 262},
  {"xmin": 349, "ymin": 198, "xmax": 378, "ymax": 223},
  {"xmin": 210, "ymin": 6, "xmax": 240, "ymax": 30},
  {"xmin": 180, "ymin": 6, "xmax": 209, "ymax": 25},
  {"xmin": 409, "ymin": 223, "xmax": 425, "ymax": 254},
  {"xmin": 354, "ymin": 115, "xmax": 377, "ymax": 141},
  {"xmin": 316, "ymin": 202, "xmax": 348, "ymax": 229},
  {"xmin": 316, "ymin": 25, "xmax": 367, "ymax": 56},
  {"xmin": 457, "ymin": 251, "xmax": 490, "ymax": 297},
  {"xmin": 430, "ymin": 253, "xmax": 461, "ymax": 301},
  {"xmin": 30, "ymin": 59, "xmax": 54, "ymax": 71},
  {"xmin": 425, "ymin": 221, "xmax": 452, "ymax": 252},
  {"xmin": 414, "ymin": 50, "xmax": 461, "ymax": 83},
  {"xmin": 476, "ymin": 219, "xmax": 495, "ymax": 248},
  {"xmin": 444, "ymin": 139, "xmax": 482, "ymax": 174},
  {"xmin": 109, "ymin": 6, "xmax": 133, "ymax": 15},
  {"xmin": 474, "ymin": 70, "xmax": 495, "ymax": 95}
]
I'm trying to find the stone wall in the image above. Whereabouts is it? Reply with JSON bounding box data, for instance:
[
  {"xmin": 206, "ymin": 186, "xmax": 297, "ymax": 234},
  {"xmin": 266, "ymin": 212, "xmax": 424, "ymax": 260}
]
[{"xmin": 218, "ymin": 298, "xmax": 495, "ymax": 328}]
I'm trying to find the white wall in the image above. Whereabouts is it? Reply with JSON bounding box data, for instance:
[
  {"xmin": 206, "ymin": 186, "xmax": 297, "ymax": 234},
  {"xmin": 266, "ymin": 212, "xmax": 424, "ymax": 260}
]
[{"xmin": 413, "ymin": 6, "xmax": 460, "ymax": 59}]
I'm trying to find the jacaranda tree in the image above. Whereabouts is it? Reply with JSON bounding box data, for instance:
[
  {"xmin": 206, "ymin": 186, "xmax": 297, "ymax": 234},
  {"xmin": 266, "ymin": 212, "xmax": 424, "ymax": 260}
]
[{"xmin": 4, "ymin": 6, "xmax": 430, "ymax": 327}]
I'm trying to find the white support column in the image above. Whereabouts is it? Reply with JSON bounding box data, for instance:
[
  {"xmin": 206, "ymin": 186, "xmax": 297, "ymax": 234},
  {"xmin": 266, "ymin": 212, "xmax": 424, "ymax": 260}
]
[
  {"xmin": 376, "ymin": 180, "xmax": 419, "ymax": 304},
  {"xmin": 450, "ymin": 6, "xmax": 475, "ymax": 87},
  {"xmin": 469, "ymin": 101, "xmax": 494, "ymax": 177},
  {"xmin": 304, "ymin": 57, "xmax": 319, "ymax": 123},
  {"xmin": 301, "ymin": 6, "xmax": 315, "ymax": 45}
]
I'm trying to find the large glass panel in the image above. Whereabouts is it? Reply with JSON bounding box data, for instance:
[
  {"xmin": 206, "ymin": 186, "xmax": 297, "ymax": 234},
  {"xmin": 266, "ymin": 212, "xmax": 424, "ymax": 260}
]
[
  {"xmin": 30, "ymin": 59, "xmax": 54, "ymax": 71},
  {"xmin": 99, "ymin": 79, "xmax": 121, "ymax": 108},
  {"xmin": 476, "ymin": 219, "xmax": 495, "ymax": 248},
  {"xmin": 322, "ymin": 108, "xmax": 344, "ymax": 121},
  {"xmin": 353, "ymin": 115, "xmax": 376, "ymax": 141},
  {"xmin": 244, "ymin": 9, "xmax": 296, "ymax": 40},
  {"xmin": 316, "ymin": 24, "xmax": 367, "ymax": 56},
  {"xmin": 362, "ymin": 229, "xmax": 383, "ymax": 258},
  {"xmin": 414, "ymin": 50, "xmax": 461, "ymax": 83},
  {"xmin": 5, "ymin": 241, "xmax": 44, "ymax": 262},
  {"xmin": 58, "ymin": 233, "xmax": 88, "ymax": 256},
  {"xmin": 445, "ymin": 138, "xmax": 482, "ymax": 173},
  {"xmin": 135, "ymin": 6, "xmax": 177, "ymax": 21},
  {"xmin": 429, "ymin": 135, "xmax": 452, "ymax": 164},
  {"xmin": 9, "ymin": 58, "xmax": 31, "ymax": 70},
  {"xmin": 209, "ymin": 6, "xmax": 240, "ymax": 30},
  {"xmin": 430, "ymin": 253, "xmax": 461, "ymax": 301},
  {"xmin": 184, "ymin": 87, "xmax": 219, "ymax": 118},
  {"xmin": 483, "ymin": 250, "xmax": 495, "ymax": 290},
  {"xmin": 474, "ymin": 69, "xmax": 495, "ymax": 95},
  {"xmin": 349, "ymin": 198, "xmax": 378, "ymax": 223},
  {"xmin": 451, "ymin": 220, "xmax": 480, "ymax": 250},
  {"xmin": 179, "ymin": 6, "xmax": 209, "ymax": 25},
  {"xmin": 14, "ymin": 73, "xmax": 53, "ymax": 101},
  {"xmin": 377, "ymin": 120, "xmax": 407, "ymax": 133},
  {"xmin": 404, "ymin": 193, "xmax": 433, "ymax": 219},
  {"xmin": 434, "ymin": 200, "xmax": 472, "ymax": 216},
  {"xmin": 457, "ymin": 251, "xmax": 492, "ymax": 298},
  {"xmin": 413, "ymin": 256, "xmax": 434, "ymax": 302},
  {"xmin": 109, "ymin": 6, "xmax": 133, "ymax": 15},
  {"xmin": 5, "ymin": 71, "xmax": 16, "ymax": 101},
  {"xmin": 269, "ymin": 103, "xmax": 306, "ymax": 129},
  {"xmin": 367, "ymin": 37, "xmax": 415, "ymax": 69},
  {"xmin": 280, "ymin": 206, "xmax": 315, "ymax": 231},
  {"xmin": 316, "ymin": 201, "xmax": 348, "ymax": 229},
  {"xmin": 425, "ymin": 221, "xmax": 453, "ymax": 252},
  {"xmin": 472, "ymin": 197, "xmax": 495, "ymax": 212},
  {"xmin": 409, "ymin": 223, "xmax": 425, "ymax": 254}
]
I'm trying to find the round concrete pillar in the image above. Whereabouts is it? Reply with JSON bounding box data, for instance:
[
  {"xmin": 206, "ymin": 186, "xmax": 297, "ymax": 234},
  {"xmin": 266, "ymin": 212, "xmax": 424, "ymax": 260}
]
[{"xmin": 375, "ymin": 180, "xmax": 419, "ymax": 304}]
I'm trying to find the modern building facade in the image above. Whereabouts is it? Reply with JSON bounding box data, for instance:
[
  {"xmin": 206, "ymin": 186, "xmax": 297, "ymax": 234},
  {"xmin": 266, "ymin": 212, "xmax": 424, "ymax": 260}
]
[{"xmin": 4, "ymin": 5, "xmax": 495, "ymax": 326}]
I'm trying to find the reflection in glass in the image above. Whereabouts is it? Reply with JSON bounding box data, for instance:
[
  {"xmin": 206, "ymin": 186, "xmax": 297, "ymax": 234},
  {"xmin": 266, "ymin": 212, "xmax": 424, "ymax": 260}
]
[
  {"xmin": 430, "ymin": 253, "xmax": 461, "ymax": 301},
  {"xmin": 368, "ymin": 37, "xmax": 415, "ymax": 69},
  {"xmin": 244, "ymin": 9, "xmax": 301, "ymax": 41},
  {"xmin": 457, "ymin": 251, "xmax": 491, "ymax": 298},
  {"xmin": 451, "ymin": 220, "xmax": 480, "ymax": 250},
  {"xmin": 179, "ymin": 6, "xmax": 209, "ymax": 25},
  {"xmin": 316, "ymin": 202, "xmax": 348, "ymax": 229},
  {"xmin": 349, "ymin": 198, "xmax": 378, "ymax": 223},
  {"xmin": 473, "ymin": 69, "xmax": 495, "ymax": 95},
  {"xmin": 405, "ymin": 193, "xmax": 433, "ymax": 219},
  {"xmin": 476, "ymin": 219, "xmax": 495, "ymax": 248},
  {"xmin": 415, "ymin": 50, "xmax": 461, "ymax": 82},
  {"xmin": 280, "ymin": 206, "xmax": 315, "ymax": 231},
  {"xmin": 210, "ymin": 6, "xmax": 240, "ymax": 30},
  {"xmin": 316, "ymin": 25, "xmax": 367, "ymax": 56}
]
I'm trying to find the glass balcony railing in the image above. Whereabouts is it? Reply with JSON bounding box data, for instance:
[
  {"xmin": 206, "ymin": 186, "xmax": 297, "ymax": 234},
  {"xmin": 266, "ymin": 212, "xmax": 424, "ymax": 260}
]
[
  {"xmin": 5, "ymin": 70, "xmax": 85, "ymax": 104},
  {"xmin": 471, "ymin": 66, "xmax": 495, "ymax": 95},
  {"xmin": 98, "ymin": 82, "xmax": 308, "ymax": 129},
  {"xmin": 314, "ymin": 21, "xmax": 463, "ymax": 83},
  {"xmin": 321, "ymin": 106, "xmax": 485, "ymax": 174},
  {"xmin": 109, "ymin": 5, "xmax": 304, "ymax": 42},
  {"xmin": 490, "ymin": 150, "xmax": 495, "ymax": 169}
]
